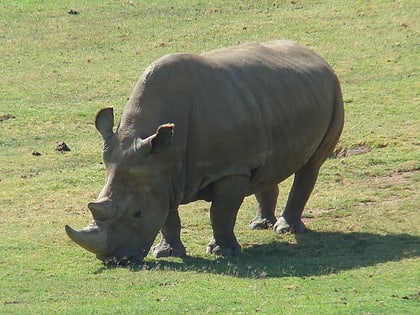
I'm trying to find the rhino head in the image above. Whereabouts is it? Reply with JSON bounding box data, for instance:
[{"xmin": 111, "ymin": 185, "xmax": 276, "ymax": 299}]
[{"xmin": 65, "ymin": 108, "xmax": 175, "ymax": 263}]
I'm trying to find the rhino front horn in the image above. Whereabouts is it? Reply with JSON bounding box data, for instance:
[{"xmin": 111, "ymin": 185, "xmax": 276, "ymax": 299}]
[{"xmin": 65, "ymin": 223, "xmax": 108, "ymax": 255}]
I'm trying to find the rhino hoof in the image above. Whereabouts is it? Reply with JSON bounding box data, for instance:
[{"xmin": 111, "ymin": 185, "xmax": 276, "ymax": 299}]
[
  {"xmin": 153, "ymin": 241, "xmax": 186, "ymax": 258},
  {"xmin": 206, "ymin": 242, "xmax": 242, "ymax": 256},
  {"xmin": 273, "ymin": 217, "xmax": 306, "ymax": 234},
  {"xmin": 249, "ymin": 217, "xmax": 277, "ymax": 230}
]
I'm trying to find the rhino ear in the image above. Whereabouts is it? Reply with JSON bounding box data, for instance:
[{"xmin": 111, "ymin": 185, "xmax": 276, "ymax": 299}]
[
  {"xmin": 150, "ymin": 123, "xmax": 174, "ymax": 153},
  {"xmin": 95, "ymin": 108, "xmax": 114, "ymax": 142},
  {"xmin": 133, "ymin": 123, "xmax": 174, "ymax": 155}
]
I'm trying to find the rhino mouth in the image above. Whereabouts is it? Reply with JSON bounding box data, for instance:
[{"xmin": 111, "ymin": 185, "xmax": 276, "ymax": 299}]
[{"xmin": 100, "ymin": 253, "xmax": 145, "ymax": 266}]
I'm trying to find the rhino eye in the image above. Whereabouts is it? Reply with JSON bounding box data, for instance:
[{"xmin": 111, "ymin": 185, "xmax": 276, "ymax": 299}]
[{"xmin": 133, "ymin": 210, "xmax": 142, "ymax": 218}]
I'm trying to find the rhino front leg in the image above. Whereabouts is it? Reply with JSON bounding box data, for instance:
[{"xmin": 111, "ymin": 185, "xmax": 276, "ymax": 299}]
[
  {"xmin": 274, "ymin": 164, "xmax": 320, "ymax": 234},
  {"xmin": 153, "ymin": 209, "xmax": 186, "ymax": 258},
  {"xmin": 206, "ymin": 175, "xmax": 249, "ymax": 256},
  {"xmin": 249, "ymin": 185, "xmax": 278, "ymax": 230}
]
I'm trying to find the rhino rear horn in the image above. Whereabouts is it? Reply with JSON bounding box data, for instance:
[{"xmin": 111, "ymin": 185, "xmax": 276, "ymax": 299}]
[
  {"xmin": 95, "ymin": 107, "xmax": 114, "ymax": 143},
  {"xmin": 88, "ymin": 200, "xmax": 115, "ymax": 221}
]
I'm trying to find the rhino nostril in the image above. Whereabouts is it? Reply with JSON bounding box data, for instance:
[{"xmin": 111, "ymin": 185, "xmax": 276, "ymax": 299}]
[{"xmin": 133, "ymin": 210, "xmax": 142, "ymax": 218}]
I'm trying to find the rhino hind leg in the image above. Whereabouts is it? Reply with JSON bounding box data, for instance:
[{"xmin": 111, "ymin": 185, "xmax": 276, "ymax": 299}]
[
  {"xmin": 206, "ymin": 175, "xmax": 249, "ymax": 256},
  {"xmin": 153, "ymin": 209, "xmax": 186, "ymax": 258},
  {"xmin": 274, "ymin": 164, "xmax": 320, "ymax": 234},
  {"xmin": 275, "ymin": 98, "xmax": 343, "ymax": 234},
  {"xmin": 249, "ymin": 185, "xmax": 279, "ymax": 230}
]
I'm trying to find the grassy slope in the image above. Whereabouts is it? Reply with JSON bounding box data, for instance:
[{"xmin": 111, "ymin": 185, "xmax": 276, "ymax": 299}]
[{"xmin": 0, "ymin": 0, "xmax": 419, "ymax": 314}]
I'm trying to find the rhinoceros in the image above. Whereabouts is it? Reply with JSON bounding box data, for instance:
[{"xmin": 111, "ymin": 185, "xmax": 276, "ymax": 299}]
[{"xmin": 65, "ymin": 40, "xmax": 344, "ymax": 263}]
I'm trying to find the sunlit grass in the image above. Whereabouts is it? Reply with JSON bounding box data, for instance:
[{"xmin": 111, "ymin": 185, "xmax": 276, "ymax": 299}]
[{"xmin": 0, "ymin": 0, "xmax": 419, "ymax": 314}]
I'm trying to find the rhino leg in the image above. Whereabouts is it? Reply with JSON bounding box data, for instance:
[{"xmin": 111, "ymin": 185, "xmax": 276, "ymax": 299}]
[
  {"xmin": 153, "ymin": 209, "xmax": 186, "ymax": 258},
  {"xmin": 249, "ymin": 185, "xmax": 278, "ymax": 230},
  {"xmin": 206, "ymin": 175, "xmax": 248, "ymax": 256},
  {"xmin": 274, "ymin": 164, "xmax": 320, "ymax": 234}
]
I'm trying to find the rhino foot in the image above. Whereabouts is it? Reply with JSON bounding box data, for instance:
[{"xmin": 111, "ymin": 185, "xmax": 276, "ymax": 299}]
[
  {"xmin": 249, "ymin": 217, "xmax": 277, "ymax": 230},
  {"xmin": 152, "ymin": 239, "xmax": 186, "ymax": 258},
  {"xmin": 206, "ymin": 239, "xmax": 242, "ymax": 256},
  {"xmin": 273, "ymin": 216, "xmax": 306, "ymax": 234}
]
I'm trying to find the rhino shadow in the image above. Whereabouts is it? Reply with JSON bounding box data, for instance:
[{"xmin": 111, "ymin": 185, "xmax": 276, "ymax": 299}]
[{"xmin": 98, "ymin": 231, "xmax": 419, "ymax": 278}]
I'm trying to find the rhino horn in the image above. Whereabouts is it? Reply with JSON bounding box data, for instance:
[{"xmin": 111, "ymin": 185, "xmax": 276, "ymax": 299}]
[
  {"xmin": 88, "ymin": 200, "xmax": 115, "ymax": 221},
  {"xmin": 65, "ymin": 223, "xmax": 108, "ymax": 255}
]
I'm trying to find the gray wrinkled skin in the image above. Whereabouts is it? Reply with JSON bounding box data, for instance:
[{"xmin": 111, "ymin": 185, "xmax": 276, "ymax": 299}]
[{"xmin": 65, "ymin": 40, "xmax": 344, "ymax": 263}]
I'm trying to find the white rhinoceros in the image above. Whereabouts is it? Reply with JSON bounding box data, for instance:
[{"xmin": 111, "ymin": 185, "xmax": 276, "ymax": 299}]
[{"xmin": 66, "ymin": 40, "xmax": 344, "ymax": 263}]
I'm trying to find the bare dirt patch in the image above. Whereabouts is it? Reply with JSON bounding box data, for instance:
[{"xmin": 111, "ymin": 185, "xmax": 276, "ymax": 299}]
[
  {"xmin": 355, "ymin": 169, "xmax": 419, "ymax": 209},
  {"xmin": 332, "ymin": 145, "xmax": 371, "ymax": 158},
  {"xmin": 302, "ymin": 208, "xmax": 336, "ymax": 225},
  {"xmin": 0, "ymin": 114, "xmax": 16, "ymax": 122},
  {"xmin": 303, "ymin": 208, "xmax": 333, "ymax": 218},
  {"xmin": 374, "ymin": 169, "xmax": 419, "ymax": 189},
  {"xmin": 305, "ymin": 169, "xmax": 419, "ymax": 217}
]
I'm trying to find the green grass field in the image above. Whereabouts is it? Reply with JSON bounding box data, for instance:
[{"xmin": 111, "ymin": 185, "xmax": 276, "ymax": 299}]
[{"xmin": 1, "ymin": 0, "xmax": 419, "ymax": 314}]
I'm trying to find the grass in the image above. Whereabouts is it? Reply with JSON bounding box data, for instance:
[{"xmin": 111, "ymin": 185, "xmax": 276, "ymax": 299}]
[{"xmin": 1, "ymin": 0, "xmax": 419, "ymax": 314}]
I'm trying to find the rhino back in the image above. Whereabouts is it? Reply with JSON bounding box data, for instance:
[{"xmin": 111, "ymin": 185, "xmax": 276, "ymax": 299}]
[{"xmin": 119, "ymin": 41, "xmax": 341, "ymax": 204}]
